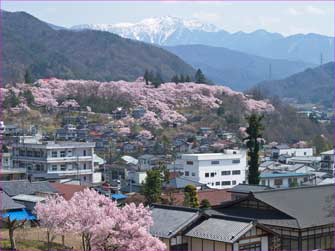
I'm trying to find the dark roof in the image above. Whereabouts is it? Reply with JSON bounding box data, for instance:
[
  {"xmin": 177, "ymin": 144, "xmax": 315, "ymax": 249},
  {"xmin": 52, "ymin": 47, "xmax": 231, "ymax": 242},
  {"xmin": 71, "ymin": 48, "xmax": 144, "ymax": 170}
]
[
  {"xmin": 164, "ymin": 177, "xmax": 206, "ymax": 189},
  {"xmin": 150, "ymin": 204, "xmax": 200, "ymax": 238},
  {"xmin": 185, "ymin": 216, "xmax": 253, "ymax": 243},
  {"xmin": 228, "ymin": 184, "xmax": 272, "ymax": 194},
  {"xmin": 0, "ymin": 191, "xmax": 25, "ymax": 211},
  {"xmin": 209, "ymin": 207, "xmax": 299, "ymax": 229},
  {"xmin": 252, "ymin": 184, "xmax": 334, "ymax": 228},
  {"xmin": 0, "ymin": 180, "xmax": 57, "ymax": 197}
]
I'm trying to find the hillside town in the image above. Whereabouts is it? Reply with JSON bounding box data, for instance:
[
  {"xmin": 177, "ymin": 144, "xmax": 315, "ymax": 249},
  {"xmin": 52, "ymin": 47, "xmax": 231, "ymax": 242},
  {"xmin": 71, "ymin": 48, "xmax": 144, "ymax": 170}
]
[
  {"xmin": 1, "ymin": 1, "xmax": 334, "ymax": 251},
  {"xmin": 0, "ymin": 101, "xmax": 334, "ymax": 250}
]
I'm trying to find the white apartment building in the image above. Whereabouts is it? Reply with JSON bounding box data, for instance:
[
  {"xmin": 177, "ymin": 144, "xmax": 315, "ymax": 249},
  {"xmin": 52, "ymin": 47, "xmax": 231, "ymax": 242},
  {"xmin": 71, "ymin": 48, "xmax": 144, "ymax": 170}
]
[
  {"xmin": 271, "ymin": 145, "xmax": 314, "ymax": 159},
  {"xmin": 177, "ymin": 150, "xmax": 247, "ymax": 189},
  {"xmin": 12, "ymin": 141, "xmax": 95, "ymax": 184},
  {"xmin": 320, "ymin": 149, "xmax": 334, "ymax": 175}
]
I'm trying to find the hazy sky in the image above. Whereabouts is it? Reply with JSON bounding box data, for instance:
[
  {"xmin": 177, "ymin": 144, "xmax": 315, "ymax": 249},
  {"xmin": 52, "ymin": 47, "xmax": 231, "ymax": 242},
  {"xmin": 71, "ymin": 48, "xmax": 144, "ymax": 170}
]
[{"xmin": 2, "ymin": 1, "xmax": 334, "ymax": 36}]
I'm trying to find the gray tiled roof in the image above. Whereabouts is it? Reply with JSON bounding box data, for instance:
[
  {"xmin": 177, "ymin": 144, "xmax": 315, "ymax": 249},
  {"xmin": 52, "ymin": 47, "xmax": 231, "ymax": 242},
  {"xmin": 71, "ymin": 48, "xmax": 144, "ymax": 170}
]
[
  {"xmin": 0, "ymin": 191, "xmax": 25, "ymax": 211},
  {"xmin": 228, "ymin": 184, "xmax": 272, "ymax": 194},
  {"xmin": 185, "ymin": 217, "xmax": 253, "ymax": 243},
  {"xmin": 253, "ymin": 184, "xmax": 334, "ymax": 228},
  {"xmin": 150, "ymin": 205, "xmax": 200, "ymax": 238},
  {"xmin": 0, "ymin": 180, "xmax": 57, "ymax": 197}
]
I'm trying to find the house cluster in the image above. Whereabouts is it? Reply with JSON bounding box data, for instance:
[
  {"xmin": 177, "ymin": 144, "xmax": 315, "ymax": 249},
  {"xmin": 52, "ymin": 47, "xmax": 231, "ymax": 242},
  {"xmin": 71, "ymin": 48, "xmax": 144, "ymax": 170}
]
[{"xmin": 150, "ymin": 184, "xmax": 334, "ymax": 251}]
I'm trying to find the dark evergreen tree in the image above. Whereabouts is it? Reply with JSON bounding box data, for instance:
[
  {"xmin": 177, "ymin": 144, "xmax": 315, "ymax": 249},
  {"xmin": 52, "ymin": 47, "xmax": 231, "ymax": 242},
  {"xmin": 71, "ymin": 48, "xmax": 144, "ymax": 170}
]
[
  {"xmin": 171, "ymin": 75, "xmax": 179, "ymax": 84},
  {"xmin": 185, "ymin": 75, "xmax": 191, "ymax": 82},
  {"xmin": 144, "ymin": 69, "xmax": 149, "ymax": 85},
  {"xmin": 24, "ymin": 69, "xmax": 33, "ymax": 84},
  {"xmin": 195, "ymin": 69, "xmax": 206, "ymax": 84},
  {"xmin": 244, "ymin": 114, "xmax": 264, "ymax": 185},
  {"xmin": 179, "ymin": 74, "xmax": 185, "ymax": 83},
  {"xmin": 142, "ymin": 169, "xmax": 162, "ymax": 205},
  {"xmin": 152, "ymin": 72, "xmax": 163, "ymax": 88},
  {"xmin": 22, "ymin": 89, "xmax": 35, "ymax": 105},
  {"xmin": 3, "ymin": 90, "xmax": 20, "ymax": 109}
]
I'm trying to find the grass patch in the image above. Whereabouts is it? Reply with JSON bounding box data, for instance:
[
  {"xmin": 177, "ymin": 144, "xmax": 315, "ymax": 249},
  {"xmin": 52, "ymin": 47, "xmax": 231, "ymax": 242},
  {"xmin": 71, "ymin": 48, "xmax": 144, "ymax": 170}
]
[{"xmin": 0, "ymin": 239, "xmax": 69, "ymax": 251}]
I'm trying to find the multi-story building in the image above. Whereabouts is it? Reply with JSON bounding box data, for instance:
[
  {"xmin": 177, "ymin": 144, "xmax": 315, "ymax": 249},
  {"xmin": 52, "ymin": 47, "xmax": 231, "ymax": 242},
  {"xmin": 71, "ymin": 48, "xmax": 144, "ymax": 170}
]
[
  {"xmin": 12, "ymin": 141, "xmax": 95, "ymax": 184},
  {"xmin": 259, "ymin": 171, "xmax": 315, "ymax": 188},
  {"xmin": 271, "ymin": 145, "xmax": 314, "ymax": 160},
  {"xmin": 177, "ymin": 150, "xmax": 247, "ymax": 189},
  {"xmin": 320, "ymin": 150, "xmax": 334, "ymax": 175}
]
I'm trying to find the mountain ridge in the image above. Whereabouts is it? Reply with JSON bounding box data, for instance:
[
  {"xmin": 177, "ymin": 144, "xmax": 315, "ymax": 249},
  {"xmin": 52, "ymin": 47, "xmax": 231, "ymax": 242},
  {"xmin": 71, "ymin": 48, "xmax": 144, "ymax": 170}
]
[
  {"xmin": 72, "ymin": 16, "xmax": 333, "ymax": 64},
  {"xmin": 2, "ymin": 11, "xmax": 196, "ymax": 84}
]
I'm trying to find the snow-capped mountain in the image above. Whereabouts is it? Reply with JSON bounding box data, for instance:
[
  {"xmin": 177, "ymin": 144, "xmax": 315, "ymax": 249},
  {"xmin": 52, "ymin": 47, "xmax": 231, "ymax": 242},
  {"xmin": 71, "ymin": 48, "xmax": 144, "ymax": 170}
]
[
  {"xmin": 71, "ymin": 16, "xmax": 333, "ymax": 65},
  {"xmin": 71, "ymin": 16, "xmax": 219, "ymax": 45}
]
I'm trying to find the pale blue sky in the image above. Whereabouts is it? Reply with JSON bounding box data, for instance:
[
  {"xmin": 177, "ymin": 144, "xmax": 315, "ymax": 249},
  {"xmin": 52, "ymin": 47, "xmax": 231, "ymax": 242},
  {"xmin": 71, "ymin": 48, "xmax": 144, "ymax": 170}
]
[{"xmin": 2, "ymin": 1, "xmax": 334, "ymax": 36}]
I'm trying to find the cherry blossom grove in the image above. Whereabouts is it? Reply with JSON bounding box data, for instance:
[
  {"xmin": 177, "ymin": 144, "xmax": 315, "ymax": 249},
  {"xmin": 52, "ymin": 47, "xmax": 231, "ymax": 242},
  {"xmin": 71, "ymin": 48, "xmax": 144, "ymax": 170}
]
[
  {"xmin": 35, "ymin": 188, "xmax": 166, "ymax": 251},
  {"xmin": 3, "ymin": 78, "xmax": 274, "ymax": 126}
]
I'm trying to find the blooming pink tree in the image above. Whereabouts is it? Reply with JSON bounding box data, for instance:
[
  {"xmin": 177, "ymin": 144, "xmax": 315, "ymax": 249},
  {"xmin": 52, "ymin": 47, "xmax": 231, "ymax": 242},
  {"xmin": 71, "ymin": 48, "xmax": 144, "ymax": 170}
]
[
  {"xmin": 35, "ymin": 195, "xmax": 70, "ymax": 249},
  {"xmin": 35, "ymin": 189, "xmax": 166, "ymax": 251}
]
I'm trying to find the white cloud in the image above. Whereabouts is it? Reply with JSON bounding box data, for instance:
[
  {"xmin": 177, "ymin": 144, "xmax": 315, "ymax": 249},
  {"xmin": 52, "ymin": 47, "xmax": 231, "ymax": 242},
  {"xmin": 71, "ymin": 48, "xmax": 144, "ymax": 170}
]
[
  {"xmin": 287, "ymin": 8, "xmax": 302, "ymax": 16},
  {"xmin": 305, "ymin": 5, "xmax": 325, "ymax": 15},
  {"xmin": 286, "ymin": 6, "xmax": 325, "ymax": 16},
  {"xmin": 192, "ymin": 12, "xmax": 222, "ymax": 23}
]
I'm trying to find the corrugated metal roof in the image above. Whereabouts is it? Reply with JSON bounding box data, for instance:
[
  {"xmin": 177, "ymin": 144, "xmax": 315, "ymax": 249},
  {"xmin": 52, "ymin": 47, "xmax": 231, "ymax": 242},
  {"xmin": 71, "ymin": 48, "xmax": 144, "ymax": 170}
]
[{"xmin": 185, "ymin": 217, "xmax": 253, "ymax": 243}]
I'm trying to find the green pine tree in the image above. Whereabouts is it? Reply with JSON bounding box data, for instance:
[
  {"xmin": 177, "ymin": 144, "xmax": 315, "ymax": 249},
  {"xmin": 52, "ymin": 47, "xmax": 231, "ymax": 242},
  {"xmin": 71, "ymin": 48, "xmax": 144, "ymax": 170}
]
[
  {"xmin": 195, "ymin": 69, "xmax": 206, "ymax": 84},
  {"xmin": 142, "ymin": 169, "xmax": 162, "ymax": 205},
  {"xmin": 244, "ymin": 114, "xmax": 264, "ymax": 185},
  {"xmin": 24, "ymin": 69, "xmax": 33, "ymax": 84}
]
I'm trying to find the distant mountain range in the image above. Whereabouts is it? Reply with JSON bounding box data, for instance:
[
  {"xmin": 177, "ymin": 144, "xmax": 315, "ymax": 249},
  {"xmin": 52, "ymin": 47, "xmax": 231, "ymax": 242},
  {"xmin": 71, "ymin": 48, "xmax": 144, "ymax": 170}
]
[
  {"xmin": 165, "ymin": 45, "xmax": 314, "ymax": 90},
  {"xmin": 72, "ymin": 16, "xmax": 334, "ymax": 64},
  {"xmin": 254, "ymin": 62, "xmax": 334, "ymax": 108},
  {"xmin": 2, "ymin": 11, "xmax": 195, "ymax": 84}
]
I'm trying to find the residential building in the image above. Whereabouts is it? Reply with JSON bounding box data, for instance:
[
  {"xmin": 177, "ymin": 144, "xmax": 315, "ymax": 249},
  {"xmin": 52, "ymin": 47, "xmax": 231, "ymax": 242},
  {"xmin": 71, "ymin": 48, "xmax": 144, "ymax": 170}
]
[
  {"xmin": 228, "ymin": 184, "xmax": 272, "ymax": 200},
  {"xmin": 320, "ymin": 150, "xmax": 334, "ymax": 175},
  {"xmin": 12, "ymin": 141, "xmax": 96, "ymax": 184},
  {"xmin": 286, "ymin": 156, "xmax": 321, "ymax": 167},
  {"xmin": 271, "ymin": 145, "xmax": 313, "ymax": 160},
  {"xmin": 259, "ymin": 171, "xmax": 314, "ymax": 188},
  {"xmin": 213, "ymin": 184, "xmax": 334, "ymax": 251},
  {"xmin": 176, "ymin": 150, "xmax": 247, "ymax": 189},
  {"xmin": 1, "ymin": 152, "xmax": 12, "ymax": 169},
  {"xmin": 150, "ymin": 204, "xmax": 275, "ymax": 251}
]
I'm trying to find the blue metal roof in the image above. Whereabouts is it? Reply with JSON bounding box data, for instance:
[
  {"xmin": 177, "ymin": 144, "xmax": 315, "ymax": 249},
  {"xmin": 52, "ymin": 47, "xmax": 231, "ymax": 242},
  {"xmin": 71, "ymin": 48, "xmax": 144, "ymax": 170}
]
[
  {"xmin": 111, "ymin": 193, "xmax": 128, "ymax": 200},
  {"xmin": 260, "ymin": 172, "xmax": 309, "ymax": 179},
  {"xmin": 2, "ymin": 209, "xmax": 36, "ymax": 221}
]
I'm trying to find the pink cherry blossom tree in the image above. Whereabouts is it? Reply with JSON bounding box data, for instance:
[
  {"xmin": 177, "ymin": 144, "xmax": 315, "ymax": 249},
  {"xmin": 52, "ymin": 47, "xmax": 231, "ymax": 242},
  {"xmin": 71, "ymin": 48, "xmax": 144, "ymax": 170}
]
[{"xmin": 35, "ymin": 189, "xmax": 166, "ymax": 251}]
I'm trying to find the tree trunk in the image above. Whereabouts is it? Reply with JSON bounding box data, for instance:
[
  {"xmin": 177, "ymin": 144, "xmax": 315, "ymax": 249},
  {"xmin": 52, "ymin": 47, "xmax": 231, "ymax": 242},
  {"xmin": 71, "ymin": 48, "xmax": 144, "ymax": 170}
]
[
  {"xmin": 82, "ymin": 234, "xmax": 86, "ymax": 251},
  {"xmin": 62, "ymin": 235, "xmax": 65, "ymax": 247},
  {"xmin": 47, "ymin": 230, "xmax": 51, "ymax": 251},
  {"xmin": 8, "ymin": 228, "xmax": 16, "ymax": 250}
]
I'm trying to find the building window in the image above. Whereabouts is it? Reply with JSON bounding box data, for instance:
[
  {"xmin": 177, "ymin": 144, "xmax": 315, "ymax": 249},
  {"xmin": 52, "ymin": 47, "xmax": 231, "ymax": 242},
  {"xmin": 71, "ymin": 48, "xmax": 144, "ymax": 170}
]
[
  {"xmin": 232, "ymin": 180, "xmax": 236, "ymax": 185},
  {"xmin": 60, "ymin": 151, "xmax": 66, "ymax": 157},
  {"xmin": 83, "ymin": 163, "xmax": 87, "ymax": 170},
  {"xmin": 60, "ymin": 164, "xmax": 66, "ymax": 171},
  {"xmin": 185, "ymin": 171, "xmax": 189, "ymax": 176},
  {"xmin": 67, "ymin": 150, "xmax": 72, "ymax": 157},
  {"xmin": 192, "ymin": 172, "xmax": 195, "ymax": 176},
  {"xmin": 274, "ymin": 179, "xmax": 283, "ymax": 185},
  {"xmin": 232, "ymin": 159, "xmax": 240, "ymax": 164},
  {"xmin": 211, "ymin": 160, "xmax": 220, "ymax": 165},
  {"xmin": 83, "ymin": 150, "xmax": 87, "ymax": 156},
  {"xmin": 304, "ymin": 152, "xmax": 307, "ymax": 156},
  {"xmin": 210, "ymin": 172, "xmax": 215, "ymax": 177},
  {"xmin": 52, "ymin": 151, "xmax": 58, "ymax": 158},
  {"xmin": 186, "ymin": 161, "xmax": 193, "ymax": 165},
  {"xmin": 205, "ymin": 173, "xmax": 209, "ymax": 178},
  {"xmin": 232, "ymin": 170, "xmax": 241, "ymax": 175},
  {"xmin": 221, "ymin": 181, "xmax": 231, "ymax": 186},
  {"xmin": 215, "ymin": 181, "xmax": 220, "ymax": 186},
  {"xmin": 221, "ymin": 171, "xmax": 231, "ymax": 176}
]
